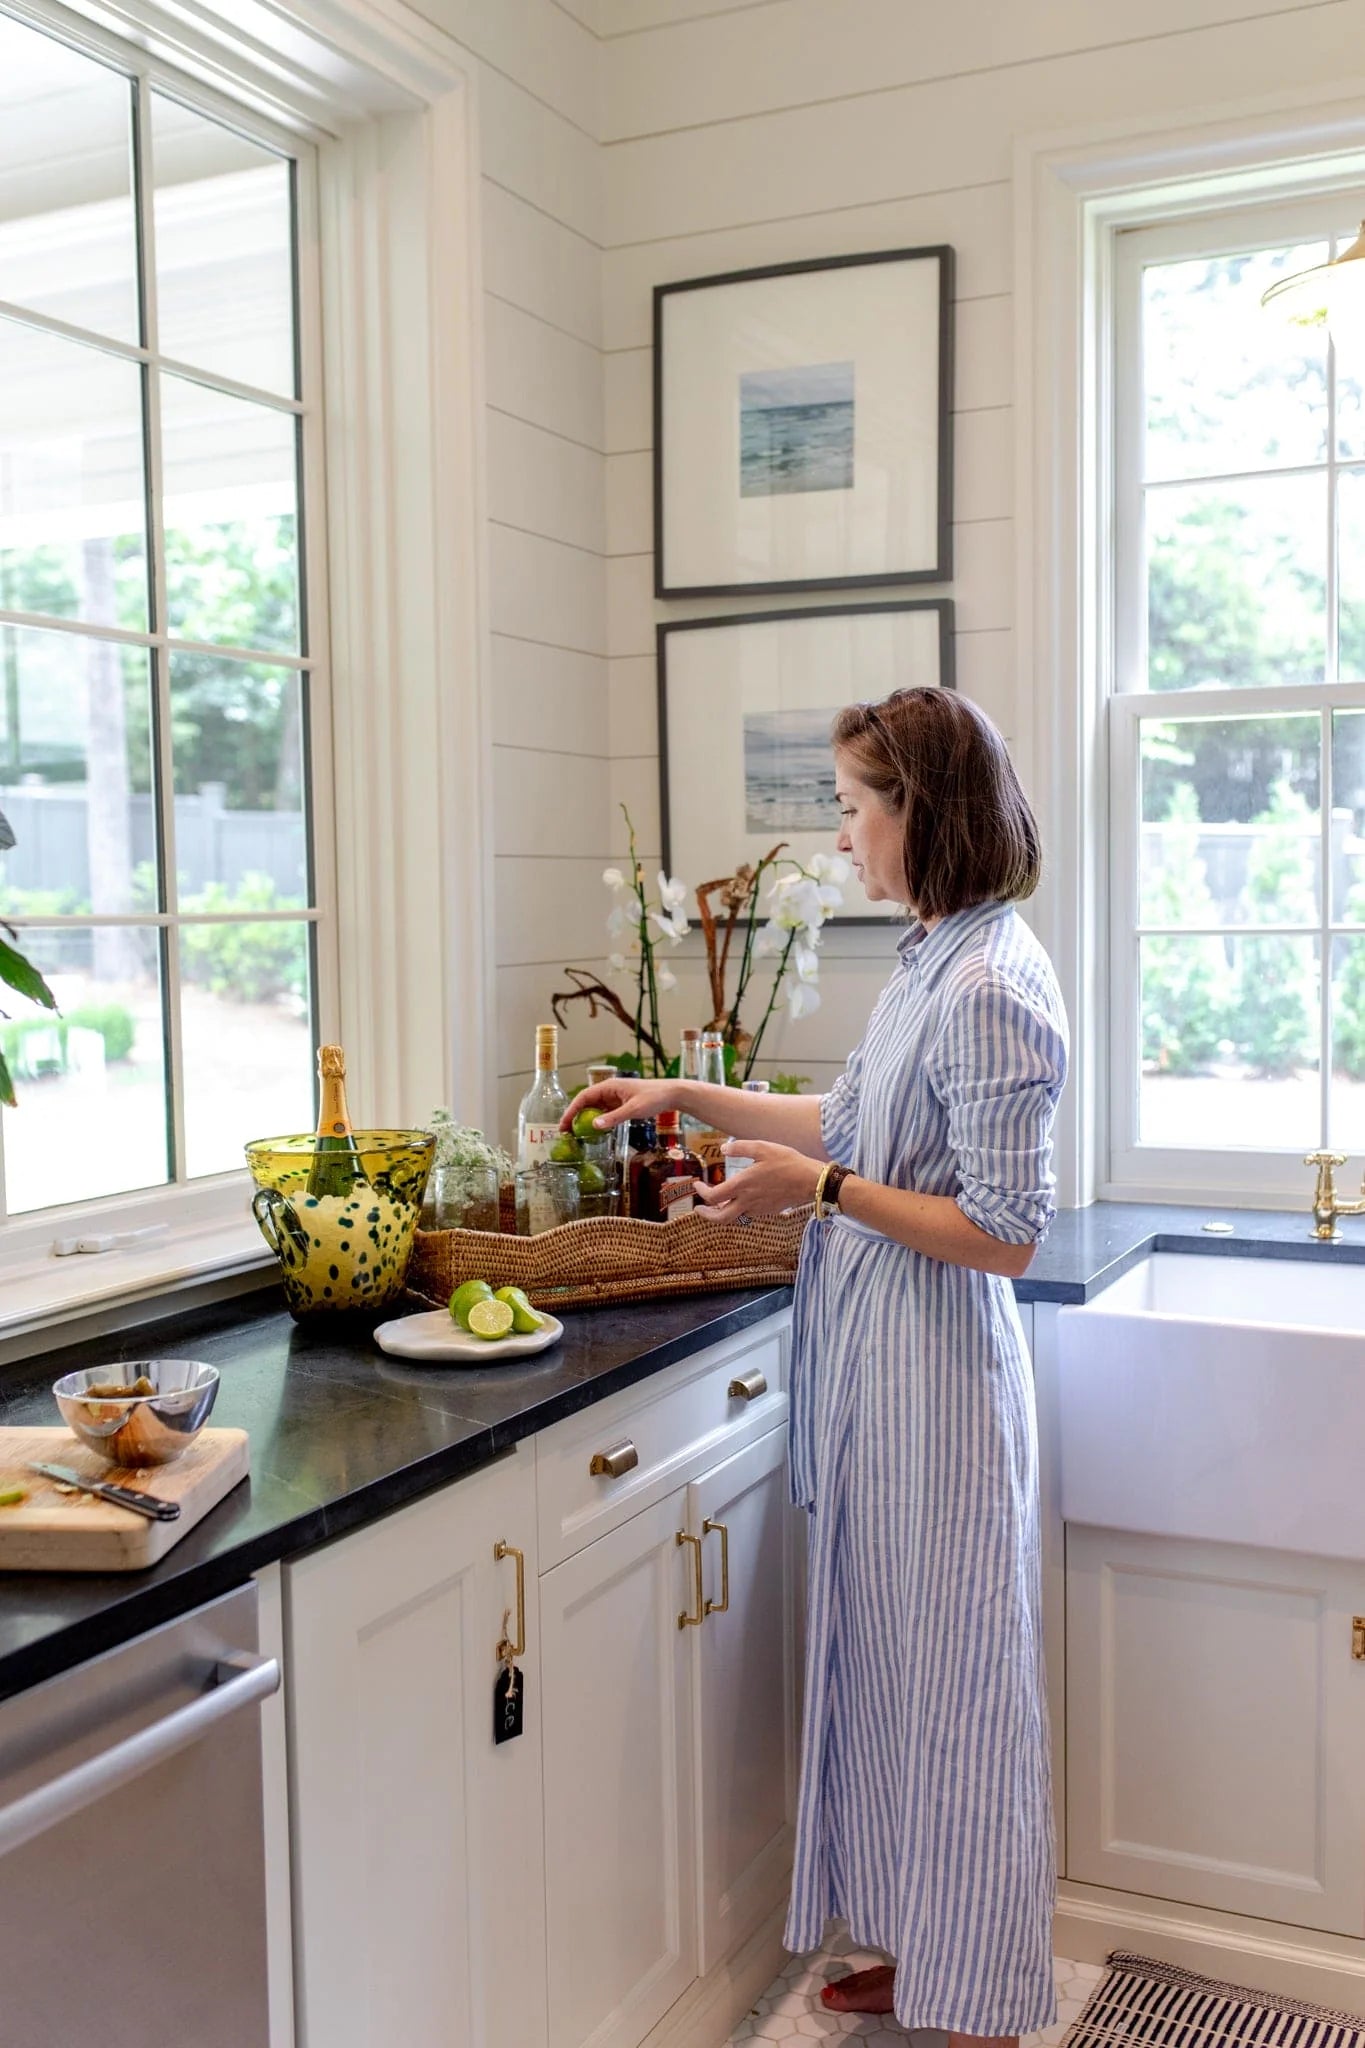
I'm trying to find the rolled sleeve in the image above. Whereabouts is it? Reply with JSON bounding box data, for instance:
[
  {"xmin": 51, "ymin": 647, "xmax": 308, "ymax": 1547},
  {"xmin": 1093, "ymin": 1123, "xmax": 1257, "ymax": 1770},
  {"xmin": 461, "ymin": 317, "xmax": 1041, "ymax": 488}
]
[
  {"xmin": 932, "ymin": 976, "xmax": 1068, "ymax": 1246},
  {"xmin": 819, "ymin": 1043, "xmax": 864, "ymax": 1166}
]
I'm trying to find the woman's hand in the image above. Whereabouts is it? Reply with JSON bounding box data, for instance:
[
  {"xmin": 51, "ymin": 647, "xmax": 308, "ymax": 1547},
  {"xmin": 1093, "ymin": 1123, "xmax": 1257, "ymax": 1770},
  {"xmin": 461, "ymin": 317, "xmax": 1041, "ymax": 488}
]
[
  {"xmin": 559, "ymin": 1076, "xmax": 679, "ymax": 1132},
  {"xmin": 693, "ymin": 1140, "xmax": 822, "ymax": 1221}
]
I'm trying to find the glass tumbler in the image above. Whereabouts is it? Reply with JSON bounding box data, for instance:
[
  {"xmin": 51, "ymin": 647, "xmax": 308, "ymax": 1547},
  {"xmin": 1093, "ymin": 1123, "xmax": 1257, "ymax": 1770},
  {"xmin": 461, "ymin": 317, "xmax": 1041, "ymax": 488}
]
[{"xmin": 515, "ymin": 1161, "xmax": 581, "ymax": 1235}]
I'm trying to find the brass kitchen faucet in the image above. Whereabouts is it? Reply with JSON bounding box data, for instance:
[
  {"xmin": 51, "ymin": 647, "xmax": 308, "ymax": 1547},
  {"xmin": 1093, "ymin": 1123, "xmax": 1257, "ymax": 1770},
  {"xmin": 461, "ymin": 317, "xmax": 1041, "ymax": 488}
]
[{"xmin": 1305, "ymin": 1150, "xmax": 1365, "ymax": 1239}]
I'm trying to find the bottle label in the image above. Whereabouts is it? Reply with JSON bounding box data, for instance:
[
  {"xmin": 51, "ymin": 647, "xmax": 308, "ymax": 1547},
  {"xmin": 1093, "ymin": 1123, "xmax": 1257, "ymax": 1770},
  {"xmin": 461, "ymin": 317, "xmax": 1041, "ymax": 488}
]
[
  {"xmin": 521, "ymin": 1123, "xmax": 559, "ymax": 1165},
  {"xmin": 659, "ymin": 1176, "xmax": 695, "ymax": 1219}
]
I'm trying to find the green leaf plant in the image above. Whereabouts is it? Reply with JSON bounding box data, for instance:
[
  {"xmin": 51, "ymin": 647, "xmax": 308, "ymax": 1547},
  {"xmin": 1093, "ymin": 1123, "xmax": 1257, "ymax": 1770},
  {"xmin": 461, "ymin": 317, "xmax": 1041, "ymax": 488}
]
[{"xmin": 0, "ymin": 806, "xmax": 59, "ymax": 1107}]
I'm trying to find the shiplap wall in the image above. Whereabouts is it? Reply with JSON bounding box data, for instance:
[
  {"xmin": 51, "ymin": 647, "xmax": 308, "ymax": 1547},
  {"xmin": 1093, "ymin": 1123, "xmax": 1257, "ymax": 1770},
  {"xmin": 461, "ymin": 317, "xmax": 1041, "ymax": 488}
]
[
  {"xmin": 407, "ymin": 0, "xmax": 614, "ymax": 1141},
  {"xmin": 597, "ymin": 0, "xmax": 1361, "ymax": 1098},
  {"xmin": 413, "ymin": 0, "xmax": 1360, "ymax": 1140}
]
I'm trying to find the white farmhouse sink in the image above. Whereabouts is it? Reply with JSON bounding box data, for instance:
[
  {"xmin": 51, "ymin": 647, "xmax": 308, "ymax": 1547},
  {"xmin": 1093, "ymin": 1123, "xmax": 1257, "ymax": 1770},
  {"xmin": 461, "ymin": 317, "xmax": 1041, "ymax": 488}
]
[{"xmin": 1056, "ymin": 1253, "xmax": 1365, "ymax": 1561}]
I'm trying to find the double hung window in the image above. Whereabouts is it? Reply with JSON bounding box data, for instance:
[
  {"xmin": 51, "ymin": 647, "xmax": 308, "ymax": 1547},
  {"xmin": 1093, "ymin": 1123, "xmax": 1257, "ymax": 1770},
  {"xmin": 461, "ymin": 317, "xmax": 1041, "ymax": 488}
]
[
  {"xmin": 0, "ymin": 5, "xmax": 327, "ymax": 1223},
  {"xmin": 1110, "ymin": 200, "xmax": 1365, "ymax": 1195}
]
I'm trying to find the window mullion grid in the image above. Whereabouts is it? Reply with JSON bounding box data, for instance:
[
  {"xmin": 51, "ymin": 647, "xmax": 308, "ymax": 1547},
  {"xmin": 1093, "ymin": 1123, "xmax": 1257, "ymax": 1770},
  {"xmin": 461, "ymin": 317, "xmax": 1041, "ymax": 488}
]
[
  {"xmin": 133, "ymin": 68, "xmax": 186, "ymax": 1190},
  {"xmin": 1323, "ymin": 323, "xmax": 1341, "ymax": 1149}
]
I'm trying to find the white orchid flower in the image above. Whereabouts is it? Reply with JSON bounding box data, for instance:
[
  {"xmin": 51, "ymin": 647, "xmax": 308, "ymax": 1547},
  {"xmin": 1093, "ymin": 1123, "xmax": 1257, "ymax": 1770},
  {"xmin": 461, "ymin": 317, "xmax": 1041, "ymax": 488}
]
[
  {"xmin": 656, "ymin": 961, "xmax": 677, "ymax": 992},
  {"xmin": 608, "ymin": 951, "xmax": 627, "ymax": 971},
  {"xmin": 770, "ymin": 875, "xmax": 825, "ymax": 932},
  {"xmin": 792, "ymin": 940, "xmax": 821, "ymax": 983},
  {"xmin": 753, "ymin": 920, "xmax": 786, "ymax": 959},
  {"xmin": 606, "ymin": 901, "xmax": 631, "ymax": 939},
  {"xmin": 602, "ymin": 866, "xmax": 626, "ymax": 891},
  {"xmin": 784, "ymin": 978, "xmax": 821, "ymax": 1020},
  {"xmin": 657, "ymin": 872, "xmax": 688, "ymax": 912},
  {"xmin": 809, "ymin": 852, "xmax": 851, "ymax": 887},
  {"xmin": 650, "ymin": 906, "xmax": 689, "ymax": 943}
]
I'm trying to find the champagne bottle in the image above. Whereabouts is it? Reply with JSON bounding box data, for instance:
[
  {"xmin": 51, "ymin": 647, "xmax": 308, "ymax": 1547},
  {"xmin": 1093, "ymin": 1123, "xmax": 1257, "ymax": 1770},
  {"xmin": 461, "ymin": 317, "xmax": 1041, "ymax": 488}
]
[{"xmin": 307, "ymin": 1044, "xmax": 366, "ymax": 1199}]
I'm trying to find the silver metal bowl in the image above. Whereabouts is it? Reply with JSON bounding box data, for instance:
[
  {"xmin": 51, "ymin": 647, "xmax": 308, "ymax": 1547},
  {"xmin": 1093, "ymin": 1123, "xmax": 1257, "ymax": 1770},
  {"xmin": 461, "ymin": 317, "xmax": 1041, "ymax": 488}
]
[{"xmin": 53, "ymin": 1360, "xmax": 220, "ymax": 1467}]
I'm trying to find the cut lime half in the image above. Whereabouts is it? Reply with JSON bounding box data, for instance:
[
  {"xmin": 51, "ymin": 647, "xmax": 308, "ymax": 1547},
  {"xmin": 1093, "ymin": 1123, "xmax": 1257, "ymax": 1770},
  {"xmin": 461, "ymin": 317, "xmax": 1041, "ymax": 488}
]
[{"xmin": 466, "ymin": 1297, "xmax": 516, "ymax": 1340}]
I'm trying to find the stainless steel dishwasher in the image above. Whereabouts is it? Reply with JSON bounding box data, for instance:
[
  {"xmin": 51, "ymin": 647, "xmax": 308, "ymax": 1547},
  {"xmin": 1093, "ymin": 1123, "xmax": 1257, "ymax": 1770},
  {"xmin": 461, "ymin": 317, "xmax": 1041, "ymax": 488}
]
[{"xmin": 0, "ymin": 1582, "xmax": 278, "ymax": 2044}]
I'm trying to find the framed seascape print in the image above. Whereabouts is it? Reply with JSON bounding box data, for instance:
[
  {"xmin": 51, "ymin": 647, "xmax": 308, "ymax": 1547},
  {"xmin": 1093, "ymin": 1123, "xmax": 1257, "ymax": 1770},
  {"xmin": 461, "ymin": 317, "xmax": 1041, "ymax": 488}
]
[
  {"xmin": 658, "ymin": 599, "xmax": 955, "ymax": 927},
  {"xmin": 653, "ymin": 245, "xmax": 953, "ymax": 599}
]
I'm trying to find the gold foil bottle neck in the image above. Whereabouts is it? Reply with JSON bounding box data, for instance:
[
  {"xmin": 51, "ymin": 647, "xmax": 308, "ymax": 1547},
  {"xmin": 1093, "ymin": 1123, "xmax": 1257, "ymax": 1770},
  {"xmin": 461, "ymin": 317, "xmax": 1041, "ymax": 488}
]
[{"xmin": 318, "ymin": 1044, "xmax": 346, "ymax": 1082}]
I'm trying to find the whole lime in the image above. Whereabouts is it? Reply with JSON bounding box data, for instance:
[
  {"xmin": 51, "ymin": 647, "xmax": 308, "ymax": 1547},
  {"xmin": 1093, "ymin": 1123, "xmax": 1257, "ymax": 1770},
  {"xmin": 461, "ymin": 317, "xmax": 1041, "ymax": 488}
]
[
  {"xmin": 449, "ymin": 1278, "xmax": 493, "ymax": 1329},
  {"xmin": 578, "ymin": 1161, "xmax": 607, "ymax": 1196},
  {"xmin": 549, "ymin": 1133, "xmax": 581, "ymax": 1164},
  {"xmin": 572, "ymin": 1107, "xmax": 607, "ymax": 1140}
]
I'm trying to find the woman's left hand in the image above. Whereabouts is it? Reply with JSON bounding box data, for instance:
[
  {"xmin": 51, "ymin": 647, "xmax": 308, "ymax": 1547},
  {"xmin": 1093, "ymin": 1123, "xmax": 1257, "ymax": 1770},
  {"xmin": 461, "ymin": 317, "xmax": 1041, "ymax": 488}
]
[{"xmin": 693, "ymin": 1140, "xmax": 823, "ymax": 1222}]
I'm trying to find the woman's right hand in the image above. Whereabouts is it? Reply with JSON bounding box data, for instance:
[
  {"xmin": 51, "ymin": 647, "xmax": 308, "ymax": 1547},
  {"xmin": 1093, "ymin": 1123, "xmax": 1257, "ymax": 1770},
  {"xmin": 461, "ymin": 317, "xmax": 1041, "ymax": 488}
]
[{"xmin": 559, "ymin": 1076, "xmax": 679, "ymax": 1133}]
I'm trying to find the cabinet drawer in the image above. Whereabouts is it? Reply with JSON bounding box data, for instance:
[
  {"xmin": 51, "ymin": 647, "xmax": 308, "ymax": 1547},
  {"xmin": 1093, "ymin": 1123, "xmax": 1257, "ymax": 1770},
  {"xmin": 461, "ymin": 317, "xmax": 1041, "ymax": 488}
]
[{"xmin": 536, "ymin": 1318, "xmax": 789, "ymax": 1569}]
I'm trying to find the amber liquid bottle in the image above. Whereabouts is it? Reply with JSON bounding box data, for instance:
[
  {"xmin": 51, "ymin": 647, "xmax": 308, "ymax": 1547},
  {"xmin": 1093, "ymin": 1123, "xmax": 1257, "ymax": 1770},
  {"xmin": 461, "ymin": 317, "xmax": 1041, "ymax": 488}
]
[
  {"xmin": 307, "ymin": 1045, "xmax": 365, "ymax": 1199},
  {"xmin": 633, "ymin": 1110, "xmax": 703, "ymax": 1222}
]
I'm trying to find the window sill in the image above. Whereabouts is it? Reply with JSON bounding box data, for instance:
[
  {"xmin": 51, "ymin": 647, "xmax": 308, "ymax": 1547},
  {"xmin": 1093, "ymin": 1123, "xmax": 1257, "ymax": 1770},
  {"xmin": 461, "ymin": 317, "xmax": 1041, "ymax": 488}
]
[{"xmin": 0, "ymin": 1215, "xmax": 274, "ymax": 1364}]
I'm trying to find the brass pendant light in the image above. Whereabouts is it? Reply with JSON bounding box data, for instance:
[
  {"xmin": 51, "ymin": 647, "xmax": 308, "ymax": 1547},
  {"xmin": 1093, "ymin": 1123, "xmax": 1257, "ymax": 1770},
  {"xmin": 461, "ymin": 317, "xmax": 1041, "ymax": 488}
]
[{"xmin": 1261, "ymin": 222, "xmax": 1365, "ymax": 337}]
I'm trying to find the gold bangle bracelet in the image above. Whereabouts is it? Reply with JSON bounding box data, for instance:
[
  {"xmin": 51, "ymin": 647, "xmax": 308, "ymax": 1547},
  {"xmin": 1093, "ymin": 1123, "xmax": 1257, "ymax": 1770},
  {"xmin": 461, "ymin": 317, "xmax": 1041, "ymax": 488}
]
[{"xmin": 813, "ymin": 1162, "xmax": 833, "ymax": 1219}]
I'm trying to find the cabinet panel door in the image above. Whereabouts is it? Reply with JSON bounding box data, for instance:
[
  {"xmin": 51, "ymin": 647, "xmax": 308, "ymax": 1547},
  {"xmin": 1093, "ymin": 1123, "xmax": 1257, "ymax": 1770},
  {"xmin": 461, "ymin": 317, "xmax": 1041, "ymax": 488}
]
[
  {"xmin": 689, "ymin": 1426, "xmax": 797, "ymax": 1972},
  {"xmin": 540, "ymin": 1490, "xmax": 697, "ymax": 2048},
  {"xmin": 1067, "ymin": 1526, "xmax": 1365, "ymax": 1934},
  {"xmin": 286, "ymin": 1447, "xmax": 546, "ymax": 2048}
]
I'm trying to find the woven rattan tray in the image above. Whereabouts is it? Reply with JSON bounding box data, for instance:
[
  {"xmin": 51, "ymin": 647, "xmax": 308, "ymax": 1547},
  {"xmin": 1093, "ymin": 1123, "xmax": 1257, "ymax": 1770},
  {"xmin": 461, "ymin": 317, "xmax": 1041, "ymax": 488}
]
[{"xmin": 406, "ymin": 1207, "xmax": 810, "ymax": 1311}]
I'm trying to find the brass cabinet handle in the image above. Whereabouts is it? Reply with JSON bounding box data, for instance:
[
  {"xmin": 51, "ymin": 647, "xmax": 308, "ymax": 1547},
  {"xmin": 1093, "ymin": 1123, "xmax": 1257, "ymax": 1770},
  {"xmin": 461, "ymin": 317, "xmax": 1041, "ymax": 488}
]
[
  {"xmin": 589, "ymin": 1439, "xmax": 639, "ymax": 1479},
  {"xmin": 727, "ymin": 1368, "xmax": 768, "ymax": 1402},
  {"xmin": 677, "ymin": 1530, "xmax": 704, "ymax": 1629},
  {"xmin": 494, "ymin": 1540, "xmax": 525, "ymax": 1659},
  {"xmin": 703, "ymin": 1518, "xmax": 729, "ymax": 1617}
]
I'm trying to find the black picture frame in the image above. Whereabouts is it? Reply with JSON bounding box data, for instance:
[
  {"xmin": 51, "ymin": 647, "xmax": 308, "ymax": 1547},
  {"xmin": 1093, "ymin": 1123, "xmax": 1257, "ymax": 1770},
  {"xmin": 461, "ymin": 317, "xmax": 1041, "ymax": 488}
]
[
  {"xmin": 657, "ymin": 598, "xmax": 956, "ymax": 928},
  {"xmin": 653, "ymin": 245, "xmax": 954, "ymax": 600}
]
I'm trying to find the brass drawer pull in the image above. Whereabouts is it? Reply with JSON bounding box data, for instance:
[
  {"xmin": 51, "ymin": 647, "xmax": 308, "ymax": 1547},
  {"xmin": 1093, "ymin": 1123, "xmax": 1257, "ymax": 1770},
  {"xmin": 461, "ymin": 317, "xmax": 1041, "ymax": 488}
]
[
  {"xmin": 677, "ymin": 1530, "xmax": 703, "ymax": 1629},
  {"xmin": 589, "ymin": 1439, "xmax": 639, "ymax": 1479},
  {"xmin": 728, "ymin": 1368, "xmax": 768, "ymax": 1402},
  {"xmin": 494, "ymin": 1540, "xmax": 525, "ymax": 1660},
  {"xmin": 703, "ymin": 1518, "xmax": 729, "ymax": 1617}
]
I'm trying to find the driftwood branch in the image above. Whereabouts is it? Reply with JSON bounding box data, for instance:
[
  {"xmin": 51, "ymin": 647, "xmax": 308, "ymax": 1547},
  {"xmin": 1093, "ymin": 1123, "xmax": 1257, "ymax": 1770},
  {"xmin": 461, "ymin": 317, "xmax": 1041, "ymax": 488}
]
[{"xmin": 550, "ymin": 967, "xmax": 668, "ymax": 1069}]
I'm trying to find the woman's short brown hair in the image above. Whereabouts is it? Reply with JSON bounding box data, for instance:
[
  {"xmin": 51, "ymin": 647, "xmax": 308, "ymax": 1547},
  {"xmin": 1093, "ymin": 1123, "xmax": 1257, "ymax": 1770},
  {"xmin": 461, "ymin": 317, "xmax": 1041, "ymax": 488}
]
[{"xmin": 829, "ymin": 687, "xmax": 1041, "ymax": 920}]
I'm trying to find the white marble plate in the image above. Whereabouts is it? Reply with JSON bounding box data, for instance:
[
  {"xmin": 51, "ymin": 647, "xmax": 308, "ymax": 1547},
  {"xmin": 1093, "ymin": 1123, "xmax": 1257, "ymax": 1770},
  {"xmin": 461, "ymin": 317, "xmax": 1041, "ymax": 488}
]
[{"xmin": 373, "ymin": 1308, "xmax": 564, "ymax": 1364}]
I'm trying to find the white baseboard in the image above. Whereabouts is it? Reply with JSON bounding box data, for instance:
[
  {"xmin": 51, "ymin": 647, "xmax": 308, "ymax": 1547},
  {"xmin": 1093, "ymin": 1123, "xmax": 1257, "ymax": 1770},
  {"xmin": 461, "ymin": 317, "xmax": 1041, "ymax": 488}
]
[
  {"xmin": 641, "ymin": 1901, "xmax": 791, "ymax": 2048},
  {"xmin": 1055, "ymin": 1887, "xmax": 1365, "ymax": 2017}
]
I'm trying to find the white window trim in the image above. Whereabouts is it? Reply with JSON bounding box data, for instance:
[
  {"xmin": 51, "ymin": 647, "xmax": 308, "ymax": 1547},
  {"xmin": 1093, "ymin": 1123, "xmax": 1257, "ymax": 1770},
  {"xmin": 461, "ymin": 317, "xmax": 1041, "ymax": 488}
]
[
  {"xmin": 1016, "ymin": 82, "xmax": 1365, "ymax": 1211},
  {"xmin": 0, "ymin": 0, "xmax": 493, "ymax": 1340}
]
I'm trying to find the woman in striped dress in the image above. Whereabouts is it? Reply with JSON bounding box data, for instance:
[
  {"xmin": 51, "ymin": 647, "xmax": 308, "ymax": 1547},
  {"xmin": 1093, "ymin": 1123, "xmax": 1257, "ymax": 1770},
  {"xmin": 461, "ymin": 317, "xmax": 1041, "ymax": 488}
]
[{"xmin": 561, "ymin": 687, "xmax": 1068, "ymax": 2045}]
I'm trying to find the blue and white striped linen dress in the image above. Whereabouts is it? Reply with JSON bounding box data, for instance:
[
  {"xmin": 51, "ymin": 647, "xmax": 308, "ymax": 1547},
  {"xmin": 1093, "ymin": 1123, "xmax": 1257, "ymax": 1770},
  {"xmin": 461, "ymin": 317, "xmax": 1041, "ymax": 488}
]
[{"xmin": 783, "ymin": 898, "xmax": 1068, "ymax": 2037}]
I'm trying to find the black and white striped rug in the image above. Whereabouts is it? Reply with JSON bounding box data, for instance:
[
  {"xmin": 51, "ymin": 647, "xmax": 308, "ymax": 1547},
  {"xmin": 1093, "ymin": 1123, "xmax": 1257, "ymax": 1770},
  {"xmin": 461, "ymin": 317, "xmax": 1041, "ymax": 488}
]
[{"xmin": 1066, "ymin": 1953, "xmax": 1365, "ymax": 2048}]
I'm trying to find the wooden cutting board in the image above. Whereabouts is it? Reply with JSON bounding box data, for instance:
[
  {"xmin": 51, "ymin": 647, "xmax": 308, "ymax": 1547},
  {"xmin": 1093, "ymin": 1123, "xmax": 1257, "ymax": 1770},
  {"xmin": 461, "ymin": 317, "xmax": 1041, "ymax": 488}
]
[{"xmin": 0, "ymin": 1427, "xmax": 250, "ymax": 1572}]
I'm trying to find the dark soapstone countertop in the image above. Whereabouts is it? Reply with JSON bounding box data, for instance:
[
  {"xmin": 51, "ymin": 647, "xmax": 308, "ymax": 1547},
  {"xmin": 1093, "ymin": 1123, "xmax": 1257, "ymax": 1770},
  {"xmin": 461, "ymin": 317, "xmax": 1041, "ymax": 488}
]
[
  {"xmin": 0, "ymin": 1194, "xmax": 1357, "ymax": 1700},
  {"xmin": 0, "ymin": 1283, "xmax": 791, "ymax": 1705},
  {"xmin": 1016, "ymin": 1199, "xmax": 1361, "ymax": 1304}
]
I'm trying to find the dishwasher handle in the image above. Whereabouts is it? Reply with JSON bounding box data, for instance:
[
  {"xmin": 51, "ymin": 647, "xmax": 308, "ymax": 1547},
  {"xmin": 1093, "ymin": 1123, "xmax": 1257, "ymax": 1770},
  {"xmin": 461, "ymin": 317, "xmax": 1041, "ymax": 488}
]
[{"xmin": 0, "ymin": 1649, "xmax": 280, "ymax": 1861}]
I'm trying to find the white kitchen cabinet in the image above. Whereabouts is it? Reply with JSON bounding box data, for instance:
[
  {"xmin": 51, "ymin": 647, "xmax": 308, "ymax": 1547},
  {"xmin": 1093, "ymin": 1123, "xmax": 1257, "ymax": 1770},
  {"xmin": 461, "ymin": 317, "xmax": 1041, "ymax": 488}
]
[
  {"xmin": 539, "ymin": 1416, "xmax": 799, "ymax": 2048},
  {"xmin": 1066, "ymin": 1524, "xmax": 1365, "ymax": 1936},
  {"xmin": 689, "ymin": 1425, "xmax": 798, "ymax": 1973},
  {"xmin": 285, "ymin": 1441, "xmax": 547, "ymax": 2048},
  {"xmin": 539, "ymin": 1487, "xmax": 700, "ymax": 2048}
]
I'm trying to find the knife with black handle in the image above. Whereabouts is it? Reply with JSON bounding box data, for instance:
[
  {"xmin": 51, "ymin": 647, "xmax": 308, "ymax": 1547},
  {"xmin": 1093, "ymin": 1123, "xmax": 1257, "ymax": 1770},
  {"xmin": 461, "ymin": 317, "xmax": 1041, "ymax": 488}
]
[{"xmin": 28, "ymin": 1461, "xmax": 181, "ymax": 1522}]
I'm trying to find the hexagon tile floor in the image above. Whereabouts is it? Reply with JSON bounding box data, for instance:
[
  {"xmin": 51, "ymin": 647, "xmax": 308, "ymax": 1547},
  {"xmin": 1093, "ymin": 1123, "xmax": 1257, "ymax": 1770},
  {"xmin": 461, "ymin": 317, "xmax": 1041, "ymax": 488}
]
[{"xmin": 724, "ymin": 1932, "xmax": 1103, "ymax": 2045}]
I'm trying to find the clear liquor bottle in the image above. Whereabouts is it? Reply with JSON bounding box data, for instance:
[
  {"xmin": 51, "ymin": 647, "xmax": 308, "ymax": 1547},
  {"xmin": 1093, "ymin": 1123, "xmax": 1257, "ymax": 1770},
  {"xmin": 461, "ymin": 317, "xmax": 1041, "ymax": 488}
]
[
  {"xmin": 692, "ymin": 1030, "xmax": 730, "ymax": 1185},
  {"xmin": 724, "ymin": 1077, "xmax": 769, "ymax": 1179},
  {"xmin": 517, "ymin": 1024, "xmax": 570, "ymax": 1232}
]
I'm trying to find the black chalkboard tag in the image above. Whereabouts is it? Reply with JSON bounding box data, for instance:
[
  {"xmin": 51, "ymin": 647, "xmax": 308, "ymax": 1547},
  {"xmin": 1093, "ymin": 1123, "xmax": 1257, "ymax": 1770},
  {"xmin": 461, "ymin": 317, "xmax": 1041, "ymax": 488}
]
[{"xmin": 494, "ymin": 1662, "xmax": 524, "ymax": 1744}]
